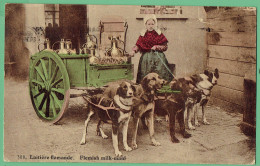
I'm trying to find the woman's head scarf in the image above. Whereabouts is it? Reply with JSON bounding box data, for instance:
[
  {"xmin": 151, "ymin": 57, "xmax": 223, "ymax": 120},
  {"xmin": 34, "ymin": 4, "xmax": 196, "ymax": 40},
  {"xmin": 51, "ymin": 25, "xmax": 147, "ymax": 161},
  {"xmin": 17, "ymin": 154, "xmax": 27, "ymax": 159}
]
[{"xmin": 140, "ymin": 14, "xmax": 161, "ymax": 36}]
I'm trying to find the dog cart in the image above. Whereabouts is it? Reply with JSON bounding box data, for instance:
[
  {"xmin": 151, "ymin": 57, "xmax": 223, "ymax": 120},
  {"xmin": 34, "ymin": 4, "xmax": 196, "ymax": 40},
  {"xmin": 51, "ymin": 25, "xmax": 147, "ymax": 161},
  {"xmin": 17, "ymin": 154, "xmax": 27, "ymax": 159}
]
[{"xmin": 29, "ymin": 16, "xmax": 132, "ymax": 123}]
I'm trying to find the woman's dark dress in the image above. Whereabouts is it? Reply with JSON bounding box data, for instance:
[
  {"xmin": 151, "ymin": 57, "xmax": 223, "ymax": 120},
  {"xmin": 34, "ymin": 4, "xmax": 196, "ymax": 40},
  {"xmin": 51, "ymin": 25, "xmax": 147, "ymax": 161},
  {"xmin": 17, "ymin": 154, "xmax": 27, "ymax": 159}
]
[{"xmin": 135, "ymin": 30, "xmax": 173, "ymax": 83}]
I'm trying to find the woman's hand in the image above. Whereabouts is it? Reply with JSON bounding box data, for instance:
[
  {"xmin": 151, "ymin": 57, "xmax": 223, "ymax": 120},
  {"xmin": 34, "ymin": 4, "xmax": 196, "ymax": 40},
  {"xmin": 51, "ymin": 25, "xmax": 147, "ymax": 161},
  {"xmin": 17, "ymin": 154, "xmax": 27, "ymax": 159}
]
[
  {"xmin": 130, "ymin": 45, "xmax": 139, "ymax": 56},
  {"xmin": 151, "ymin": 45, "xmax": 157, "ymax": 51},
  {"xmin": 129, "ymin": 50, "xmax": 135, "ymax": 57},
  {"xmin": 152, "ymin": 44, "xmax": 168, "ymax": 52}
]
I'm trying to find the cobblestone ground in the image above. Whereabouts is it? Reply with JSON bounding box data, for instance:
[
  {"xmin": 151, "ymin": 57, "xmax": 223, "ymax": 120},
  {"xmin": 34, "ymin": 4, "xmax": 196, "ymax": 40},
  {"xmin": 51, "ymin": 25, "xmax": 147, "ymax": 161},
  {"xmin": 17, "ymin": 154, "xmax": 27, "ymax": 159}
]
[{"xmin": 4, "ymin": 79, "xmax": 255, "ymax": 164}]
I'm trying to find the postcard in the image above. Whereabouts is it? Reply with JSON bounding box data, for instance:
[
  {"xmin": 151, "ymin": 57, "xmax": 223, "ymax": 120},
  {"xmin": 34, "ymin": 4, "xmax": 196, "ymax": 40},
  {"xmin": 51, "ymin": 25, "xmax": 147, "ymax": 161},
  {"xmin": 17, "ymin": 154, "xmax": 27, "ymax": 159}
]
[{"xmin": 2, "ymin": 2, "xmax": 257, "ymax": 165}]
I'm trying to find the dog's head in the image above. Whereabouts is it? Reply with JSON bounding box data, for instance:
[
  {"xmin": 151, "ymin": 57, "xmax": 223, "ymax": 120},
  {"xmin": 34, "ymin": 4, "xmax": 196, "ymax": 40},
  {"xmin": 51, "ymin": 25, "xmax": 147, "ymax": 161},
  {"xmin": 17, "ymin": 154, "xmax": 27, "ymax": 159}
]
[
  {"xmin": 170, "ymin": 78, "xmax": 201, "ymax": 101},
  {"xmin": 141, "ymin": 73, "xmax": 166, "ymax": 94},
  {"xmin": 170, "ymin": 78, "xmax": 190, "ymax": 94},
  {"xmin": 116, "ymin": 81, "xmax": 135, "ymax": 98},
  {"xmin": 204, "ymin": 68, "xmax": 219, "ymax": 85},
  {"xmin": 114, "ymin": 81, "xmax": 135, "ymax": 111},
  {"xmin": 189, "ymin": 70, "xmax": 217, "ymax": 94}
]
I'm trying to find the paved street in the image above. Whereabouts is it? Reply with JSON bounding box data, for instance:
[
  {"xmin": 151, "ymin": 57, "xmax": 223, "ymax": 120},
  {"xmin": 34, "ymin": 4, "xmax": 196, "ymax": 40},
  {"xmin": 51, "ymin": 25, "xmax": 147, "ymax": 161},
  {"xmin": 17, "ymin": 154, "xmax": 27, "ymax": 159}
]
[{"xmin": 4, "ymin": 79, "xmax": 255, "ymax": 164}]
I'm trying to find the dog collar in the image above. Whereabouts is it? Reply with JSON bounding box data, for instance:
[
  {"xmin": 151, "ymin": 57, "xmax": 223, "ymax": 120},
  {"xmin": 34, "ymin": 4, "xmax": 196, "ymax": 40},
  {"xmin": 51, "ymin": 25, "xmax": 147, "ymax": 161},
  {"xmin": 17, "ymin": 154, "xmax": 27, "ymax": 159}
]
[
  {"xmin": 119, "ymin": 96, "xmax": 133, "ymax": 106},
  {"xmin": 114, "ymin": 95, "xmax": 132, "ymax": 111}
]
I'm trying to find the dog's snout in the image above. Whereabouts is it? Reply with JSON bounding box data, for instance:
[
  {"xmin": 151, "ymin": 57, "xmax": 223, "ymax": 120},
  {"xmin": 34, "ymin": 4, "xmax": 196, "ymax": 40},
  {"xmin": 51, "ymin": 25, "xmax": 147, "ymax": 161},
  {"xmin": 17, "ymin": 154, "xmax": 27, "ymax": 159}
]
[
  {"xmin": 129, "ymin": 92, "xmax": 133, "ymax": 96},
  {"xmin": 163, "ymin": 80, "xmax": 167, "ymax": 85},
  {"xmin": 159, "ymin": 79, "xmax": 167, "ymax": 86}
]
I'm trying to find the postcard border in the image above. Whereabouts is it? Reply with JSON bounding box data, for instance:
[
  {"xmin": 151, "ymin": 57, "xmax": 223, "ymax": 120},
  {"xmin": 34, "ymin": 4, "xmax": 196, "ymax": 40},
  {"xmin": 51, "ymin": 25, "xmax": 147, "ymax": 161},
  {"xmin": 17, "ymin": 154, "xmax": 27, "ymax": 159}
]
[{"xmin": 0, "ymin": 0, "xmax": 259, "ymax": 166}]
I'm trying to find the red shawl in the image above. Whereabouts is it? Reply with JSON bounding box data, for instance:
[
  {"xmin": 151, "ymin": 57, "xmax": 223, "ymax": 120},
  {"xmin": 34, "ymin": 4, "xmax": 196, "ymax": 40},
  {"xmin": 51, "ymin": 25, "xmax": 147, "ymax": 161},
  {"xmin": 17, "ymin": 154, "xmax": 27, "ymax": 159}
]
[{"xmin": 136, "ymin": 30, "xmax": 168, "ymax": 52}]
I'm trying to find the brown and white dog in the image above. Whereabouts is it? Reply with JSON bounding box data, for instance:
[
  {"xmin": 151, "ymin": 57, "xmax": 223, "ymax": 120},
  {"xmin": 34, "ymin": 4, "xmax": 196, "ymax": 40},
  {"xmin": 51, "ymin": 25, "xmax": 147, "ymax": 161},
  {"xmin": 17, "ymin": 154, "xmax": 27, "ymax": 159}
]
[
  {"xmin": 154, "ymin": 78, "xmax": 201, "ymax": 143},
  {"xmin": 131, "ymin": 73, "xmax": 166, "ymax": 149},
  {"xmin": 80, "ymin": 81, "xmax": 135, "ymax": 156},
  {"xmin": 186, "ymin": 68, "xmax": 219, "ymax": 130}
]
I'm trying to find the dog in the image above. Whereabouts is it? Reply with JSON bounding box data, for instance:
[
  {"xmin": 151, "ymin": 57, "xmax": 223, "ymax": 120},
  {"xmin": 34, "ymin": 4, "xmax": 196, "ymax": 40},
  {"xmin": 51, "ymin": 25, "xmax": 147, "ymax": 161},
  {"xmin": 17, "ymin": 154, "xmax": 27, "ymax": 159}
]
[
  {"xmin": 153, "ymin": 78, "xmax": 201, "ymax": 143},
  {"xmin": 186, "ymin": 68, "xmax": 219, "ymax": 130},
  {"xmin": 80, "ymin": 81, "xmax": 135, "ymax": 156},
  {"xmin": 131, "ymin": 73, "xmax": 166, "ymax": 149}
]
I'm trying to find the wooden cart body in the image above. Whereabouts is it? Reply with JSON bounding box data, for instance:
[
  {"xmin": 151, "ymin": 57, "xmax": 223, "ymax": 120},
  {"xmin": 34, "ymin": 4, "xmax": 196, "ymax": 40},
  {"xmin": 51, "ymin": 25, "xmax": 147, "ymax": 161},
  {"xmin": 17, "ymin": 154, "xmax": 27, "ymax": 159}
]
[{"xmin": 29, "ymin": 51, "xmax": 133, "ymax": 123}]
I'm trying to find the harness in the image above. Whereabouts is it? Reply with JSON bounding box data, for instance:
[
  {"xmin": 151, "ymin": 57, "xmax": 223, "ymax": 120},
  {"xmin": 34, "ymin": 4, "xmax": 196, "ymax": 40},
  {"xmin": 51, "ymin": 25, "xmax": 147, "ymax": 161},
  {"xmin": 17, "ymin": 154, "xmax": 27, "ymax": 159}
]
[
  {"xmin": 155, "ymin": 94, "xmax": 178, "ymax": 104},
  {"xmin": 83, "ymin": 96, "xmax": 131, "ymax": 120}
]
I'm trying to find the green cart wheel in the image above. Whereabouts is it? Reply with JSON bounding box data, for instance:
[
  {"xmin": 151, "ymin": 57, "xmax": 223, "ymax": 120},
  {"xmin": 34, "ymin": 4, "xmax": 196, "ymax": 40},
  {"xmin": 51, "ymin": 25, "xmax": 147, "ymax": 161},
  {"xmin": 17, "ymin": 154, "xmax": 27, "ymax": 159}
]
[{"xmin": 29, "ymin": 51, "xmax": 70, "ymax": 123}]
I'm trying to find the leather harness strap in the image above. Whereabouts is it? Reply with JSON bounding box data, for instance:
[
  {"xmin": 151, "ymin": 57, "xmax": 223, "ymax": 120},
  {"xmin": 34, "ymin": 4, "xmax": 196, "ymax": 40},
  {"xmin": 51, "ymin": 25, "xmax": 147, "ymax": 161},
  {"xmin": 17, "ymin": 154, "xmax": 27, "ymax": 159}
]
[
  {"xmin": 155, "ymin": 94, "xmax": 178, "ymax": 104},
  {"xmin": 83, "ymin": 96, "xmax": 121, "ymax": 120},
  {"xmin": 83, "ymin": 96, "xmax": 134, "ymax": 120}
]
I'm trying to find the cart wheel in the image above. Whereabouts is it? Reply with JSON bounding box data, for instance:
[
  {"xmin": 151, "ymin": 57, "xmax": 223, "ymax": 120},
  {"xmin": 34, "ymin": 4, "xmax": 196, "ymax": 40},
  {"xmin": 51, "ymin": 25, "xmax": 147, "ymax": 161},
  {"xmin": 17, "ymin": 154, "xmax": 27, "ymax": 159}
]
[{"xmin": 29, "ymin": 51, "xmax": 70, "ymax": 123}]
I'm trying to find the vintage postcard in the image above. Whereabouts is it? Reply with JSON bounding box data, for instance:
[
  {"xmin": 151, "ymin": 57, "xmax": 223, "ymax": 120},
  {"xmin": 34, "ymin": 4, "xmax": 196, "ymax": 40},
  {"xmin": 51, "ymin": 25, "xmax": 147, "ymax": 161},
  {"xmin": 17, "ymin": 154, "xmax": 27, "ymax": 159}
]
[{"xmin": 2, "ymin": 2, "xmax": 257, "ymax": 165}]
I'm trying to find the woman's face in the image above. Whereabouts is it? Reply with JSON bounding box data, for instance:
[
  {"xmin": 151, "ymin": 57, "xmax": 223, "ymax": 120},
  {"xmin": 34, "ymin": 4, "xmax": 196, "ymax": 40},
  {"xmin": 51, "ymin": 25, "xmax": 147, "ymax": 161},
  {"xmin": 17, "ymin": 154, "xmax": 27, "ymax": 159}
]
[{"xmin": 145, "ymin": 19, "xmax": 155, "ymax": 31}]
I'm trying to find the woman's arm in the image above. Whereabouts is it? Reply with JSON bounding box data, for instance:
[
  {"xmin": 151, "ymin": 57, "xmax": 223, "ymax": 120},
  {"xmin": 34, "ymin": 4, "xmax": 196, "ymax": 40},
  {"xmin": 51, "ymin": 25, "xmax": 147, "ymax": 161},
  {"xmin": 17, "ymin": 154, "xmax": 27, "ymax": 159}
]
[
  {"xmin": 152, "ymin": 43, "xmax": 168, "ymax": 52},
  {"xmin": 129, "ymin": 45, "xmax": 139, "ymax": 56},
  {"xmin": 132, "ymin": 45, "xmax": 139, "ymax": 53}
]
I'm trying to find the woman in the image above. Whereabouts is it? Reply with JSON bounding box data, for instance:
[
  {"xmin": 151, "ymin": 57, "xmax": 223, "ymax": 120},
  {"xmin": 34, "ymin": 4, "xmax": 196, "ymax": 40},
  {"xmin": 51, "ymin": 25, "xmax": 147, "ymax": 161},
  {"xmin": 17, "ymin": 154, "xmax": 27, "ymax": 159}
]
[{"xmin": 131, "ymin": 14, "xmax": 173, "ymax": 83}]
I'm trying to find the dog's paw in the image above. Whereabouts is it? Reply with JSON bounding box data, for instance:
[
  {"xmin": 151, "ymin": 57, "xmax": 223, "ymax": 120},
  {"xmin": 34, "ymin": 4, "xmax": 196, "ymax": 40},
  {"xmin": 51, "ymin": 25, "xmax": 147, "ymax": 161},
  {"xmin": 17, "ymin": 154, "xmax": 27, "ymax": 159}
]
[
  {"xmin": 131, "ymin": 143, "xmax": 138, "ymax": 149},
  {"xmin": 96, "ymin": 131, "xmax": 101, "ymax": 136},
  {"xmin": 188, "ymin": 125, "xmax": 196, "ymax": 130},
  {"xmin": 80, "ymin": 139, "xmax": 86, "ymax": 145},
  {"xmin": 165, "ymin": 116, "xmax": 169, "ymax": 122},
  {"xmin": 165, "ymin": 115, "xmax": 169, "ymax": 122},
  {"xmin": 195, "ymin": 122, "xmax": 200, "ymax": 127},
  {"xmin": 124, "ymin": 146, "xmax": 132, "ymax": 152},
  {"xmin": 115, "ymin": 151, "xmax": 122, "ymax": 157},
  {"xmin": 101, "ymin": 134, "xmax": 108, "ymax": 139},
  {"xmin": 152, "ymin": 140, "xmax": 161, "ymax": 146},
  {"xmin": 171, "ymin": 136, "xmax": 180, "ymax": 143},
  {"xmin": 202, "ymin": 120, "xmax": 210, "ymax": 125},
  {"xmin": 183, "ymin": 131, "xmax": 192, "ymax": 138}
]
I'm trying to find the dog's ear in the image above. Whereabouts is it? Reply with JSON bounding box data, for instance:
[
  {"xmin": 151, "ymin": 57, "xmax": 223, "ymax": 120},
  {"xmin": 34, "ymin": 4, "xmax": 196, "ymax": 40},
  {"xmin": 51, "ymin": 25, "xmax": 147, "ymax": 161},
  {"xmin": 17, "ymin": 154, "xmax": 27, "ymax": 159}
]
[
  {"xmin": 116, "ymin": 83, "xmax": 124, "ymax": 95},
  {"xmin": 190, "ymin": 75, "xmax": 199, "ymax": 83},
  {"xmin": 179, "ymin": 78, "xmax": 190, "ymax": 85},
  {"xmin": 204, "ymin": 70, "xmax": 209, "ymax": 76},
  {"xmin": 208, "ymin": 72, "xmax": 213, "ymax": 81},
  {"xmin": 132, "ymin": 84, "xmax": 141, "ymax": 97},
  {"xmin": 131, "ymin": 85, "xmax": 136, "ymax": 93},
  {"xmin": 215, "ymin": 68, "xmax": 219, "ymax": 78},
  {"xmin": 169, "ymin": 79, "xmax": 177, "ymax": 89},
  {"xmin": 186, "ymin": 79, "xmax": 193, "ymax": 85},
  {"xmin": 141, "ymin": 77, "xmax": 148, "ymax": 89},
  {"xmin": 178, "ymin": 78, "xmax": 188, "ymax": 88}
]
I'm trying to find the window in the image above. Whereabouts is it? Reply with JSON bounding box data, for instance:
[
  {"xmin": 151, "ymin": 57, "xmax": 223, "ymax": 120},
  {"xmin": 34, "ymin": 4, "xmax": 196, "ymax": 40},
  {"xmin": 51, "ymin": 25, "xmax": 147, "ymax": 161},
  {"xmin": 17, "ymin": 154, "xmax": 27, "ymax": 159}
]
[{"xmin": 44, "ymin": 4, "xmax": 60, "ymax": 27}]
